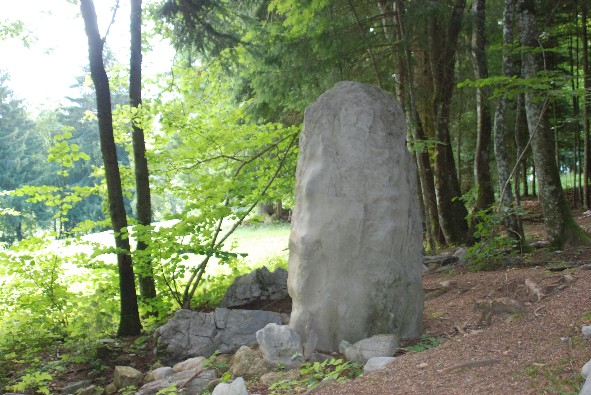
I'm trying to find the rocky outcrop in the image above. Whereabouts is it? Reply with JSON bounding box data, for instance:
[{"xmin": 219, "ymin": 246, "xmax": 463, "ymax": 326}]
[
  {"xmin": 288, "ymin": 81, "xmax": 424, "ymax": 352},
  {"xmin": 154, "ymin": 308, "xmax": 282, "ymax": 364},
  {"xmin": 220, "ymin": 266, "xmax": 288, "ymax": 308}
]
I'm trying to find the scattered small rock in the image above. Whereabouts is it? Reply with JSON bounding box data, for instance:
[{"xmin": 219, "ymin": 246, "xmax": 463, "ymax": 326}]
[
  {"xmin": 76, "ymin": 385, "xmax": 103, "ymax": 395},
  {"xmin": 230, "ymin": 346, "xmax": 273, "ymax": 377},
  {"xmin": 211, "ymin": 377, "xmax": 249, "ymax": 395},
  {"xmin": 173, "ymin": 356, "xmax": 206, "ymax": 372},
  {"xmin": 62, "ymin": 380, "xmax": 93, "ymax": 394},
  {"xmin": 364, "ymin": 357, "xmax": 396, "ymax": 373},
  {"xmin": 582, "ymin": 325, "xmax": 591, "ymax": 340},
  {"xmin": 339, "ymin": 334, "xmax": 399, "ymax": 364},
  {"xmin": 113, "ymin": 365, "xmax": 143, "ymax": 389},
  {"xmin": 144, "ymin": 366, "xmax": 175, "ymax": 383},
  {"xmin": 256, "ymin": 323, "xmax": 304, "ymax": 368}
]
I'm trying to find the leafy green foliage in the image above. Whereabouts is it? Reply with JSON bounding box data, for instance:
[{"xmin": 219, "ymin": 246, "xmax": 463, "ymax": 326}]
[
  {"xmin": 268, "ymin": 358, "xmax": 363, "ymax": 394},
  {"xmin": 139, "ymin": 64, "xmax": 298, "ymax": 307},
  {"xmin": 9, "ymin": 371, "xmax": 52, "ymax": 395}
]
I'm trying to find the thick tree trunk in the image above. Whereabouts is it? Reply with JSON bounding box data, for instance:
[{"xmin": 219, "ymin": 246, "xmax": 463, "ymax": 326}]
[
  {"xmin": 492, "ymin": 0, "xmax": 524, "ymax": 241},
  {"xmin": 130, "ymin": 0, "xmax": 156, "ymax": 301},
  {"xmin": 518, "ymin": 0, "xmax": 587, "ymax": 249},
  {"xmin": 471, "ymin": 0, "xmax": 495, "ymax": 211},
  {"xmin": 430, "ymin": 0, "xmax": 471, "ymax": 245},
  {"xmin": 80, "ymin": 0, "xmax": 142, "ymax": 336}
]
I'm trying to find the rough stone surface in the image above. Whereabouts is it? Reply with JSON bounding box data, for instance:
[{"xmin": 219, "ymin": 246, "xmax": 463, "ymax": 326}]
[
  {"xmin": 211, "ymin": 377, "xmax": 249, "ymax": 395},
  {"xmin": 340, "ymin": 334, "xmax": 399, "ymax": 363},
  {"xmin": 104, "ymin": 383, "xmax": 118, "ymax": 395},
  {"xmin": 173, "ymin": 357, "xmax": 206, "ymax": 372},
  {"xmin": 364, "ymin": 356, "xmax": 397, "ymax": 372},
  {"xmin": 154, "ymin": 308, "xmax": 282, "ymax": 364},
  {"xmin": 136, "ymin": 369, "xmax": 217, "ymax": 395},
  {"xmin": 113, "ymin": 365, "xmax": 143, "ymax": 389},
  {"xmin": 62, "ymin": 380, "xmax": 93, "ymax": 394},
  {"xmin": 582, "ymin": 325, "xmax": 591, "ymax": 339},
  {"xmin": 230, "ymin": 346, "xmax": 273, "ymax": 377},
  {"xmin": 76, "ymin": 385, "xmax": 102, "ymax": 395},
  {"xmin": 214, "ymin": 308, "xmax": 282, "ymax": 354},
  {"xmin": 582, "ymin": 376, "xmax": 591, "ymax": 395},
  {"xmin": 583, "ymin": 359, "xmax": 591, "ymax": 378},
  {"xmin": 288, "ymin": 81, "xmax": 424, "ymax": 352},
  {"xmin": 220, "ymin": 267, "xmax": 288, "ymax": 308},
  {"xmin": 256, "ymin": 323, "xmax": 305, "ymax": 368},
  {"xmin": 144, "ymin": 366, "xmax": 175, "ymax": 383}
]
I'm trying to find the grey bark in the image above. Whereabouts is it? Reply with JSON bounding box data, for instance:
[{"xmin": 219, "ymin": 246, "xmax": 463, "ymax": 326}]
[
  {"xmin": 492, "ymin": 0, "xmax": 524, "ymax": 240},
  {"xmin": 518, "ymin": 0, "xmax": 581, "ymax": 248}
]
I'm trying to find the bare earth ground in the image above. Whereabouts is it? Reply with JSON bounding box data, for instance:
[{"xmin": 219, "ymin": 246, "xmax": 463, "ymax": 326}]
[{"xmin": 313, "ymin": 202, "xmax": 591, "ymax": 395}]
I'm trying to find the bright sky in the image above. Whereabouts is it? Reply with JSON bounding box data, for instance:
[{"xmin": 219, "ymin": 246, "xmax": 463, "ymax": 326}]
[{"xmin": 0, "ymin": 0, "xmax": 175, "ymax": 114}]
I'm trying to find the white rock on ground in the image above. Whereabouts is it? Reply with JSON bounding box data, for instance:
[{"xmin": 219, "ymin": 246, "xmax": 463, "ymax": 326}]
[
  {"xmin": 339, "ymin": 334, "xmax": 399, "ymax": 363},
  {"xmin": 144, "ymin": 366, "xmax": 175, "ymax": 383},
  {"xmin": 364, "ymin": 357, "xmax": 397, "ymax": 373},
  {"xmin": 211, "ymin": 377, "xmax": 249, "ymax": 395},
  {"xmin": 172, "ymin": 356, "xmax": 206, "ymax": 372},
  {"xmin": 230, "ymin": 345, "xmax": 273, "ymax": 377},
  {"xmin": 256, "ymin": 323, "xmax": 305, "ymax": 368},
  {"xmin": 113, "ymin": 366, "xmax": 143, "ymax": 389}
]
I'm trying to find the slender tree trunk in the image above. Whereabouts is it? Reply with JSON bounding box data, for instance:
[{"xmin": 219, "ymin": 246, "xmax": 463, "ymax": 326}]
[
  {"xmin": 471, "ymin": 0, "xmax": 495, "ymax": 211},
  {"xmin": 493, "ymin": 0, "xmax": 524, "ymax": 241},
  {"xmin": 130, "ymin": 0, "xmax": 157, "ymax": 301},
  {"xmin": 392, "ymin": 0, "xmax": 444, "ymax": 248},
  {"xmin": 518, "ymin": 0, "xmax": 587, "ymax": 249},
  {"xmin": 430, "ymin": 0, "xmax": 471, "ymax": 245},
  {"xmin": 80, "ymin": 0, "xmax": 142, "ymax": 336},
  {"xmin": 582, "ymin": 1, "xmax": 591, "ymax": 208},
  {"xmin": 570, "ymin": 22, "xmax": 581, "ymax": 207}
]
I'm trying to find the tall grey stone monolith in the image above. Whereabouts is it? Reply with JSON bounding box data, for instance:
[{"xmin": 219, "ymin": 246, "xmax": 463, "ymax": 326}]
[{"xmin": 288, "ymin": 81, "xmax": 424, "ymax": 352}]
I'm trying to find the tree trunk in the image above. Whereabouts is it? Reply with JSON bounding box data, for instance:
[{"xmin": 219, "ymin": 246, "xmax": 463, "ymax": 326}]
[
  {"xmin": 471, "ymin": 0, "xmax": 495, "ymax": 211},
  {"xmin": 130, "ymin": 0, "xmax": 157, "ymax": 301},
  {"xmin": 80, "ymin": 0, "xmax": 142, "ymax": 336},
  {"xmin": 392, "ymin": 0, "xmax": 444, "ymax": 248},
  {"xmin": 570, "ymin": 22, "xmax": 581, "ymax": 207},
  {"xmin": 430, "ymin": 0, "xmax": 471, "ymax": 245},
  {"xmin": 518, "ymin": 0, "xmax": 587, "ymax": 249},
  {"xmin": 582, "ymin": 1, "xmax": 590, "ymax": 208},
  {"xmin": 493, "ymin": 0, "xmax": 524, "ymax": 241}
]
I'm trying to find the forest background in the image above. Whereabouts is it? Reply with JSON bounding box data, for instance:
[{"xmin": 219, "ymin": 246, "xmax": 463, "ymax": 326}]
[{"xmin": 0, "ymin": 0, "xmax": 590, "ymax": 392}]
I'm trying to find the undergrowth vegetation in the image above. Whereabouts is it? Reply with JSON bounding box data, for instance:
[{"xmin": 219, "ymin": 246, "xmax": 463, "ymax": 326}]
[{"xmin": 0, "ymin": 222, "xmax": 289, "ymax": 391}]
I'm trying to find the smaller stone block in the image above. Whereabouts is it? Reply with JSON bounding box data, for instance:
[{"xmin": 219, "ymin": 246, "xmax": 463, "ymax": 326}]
[
  {"xmin": 341, "ymin": 334, "xmax": 399, "ymax": 363},
  {"xmin": 144, "ymin": 367, "xmax": 175, "ymax": 383},
  {"xmin": 230, "ymin": 346, "xmax": 272, "ymax": 377},
  {"xmin": 364, "ymin": 357, "xmax": 396, "ymax": 373},
  {"xmin": 211, "ymin": 377, "xmax": 248, "ymax": 395},
  {"xmin": 113, "ymin": 366, "xmax": 143, "ymax": 389},
  {"xmin": 173, "ymin": 356, "xmax": 206, "ymax": 372},
  {"xmin": 256, "ymin": 323, "xmax": 304, "ymax": 368}
]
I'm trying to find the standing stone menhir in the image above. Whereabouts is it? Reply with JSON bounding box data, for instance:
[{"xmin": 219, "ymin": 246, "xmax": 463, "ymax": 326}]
[{"xmin": 288, "ymin": 81, "xmax": 424, "ymax": 353}]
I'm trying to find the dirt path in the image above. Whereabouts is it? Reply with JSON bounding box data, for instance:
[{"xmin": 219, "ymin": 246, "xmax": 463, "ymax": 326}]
[{"xmin": 313, "ymin": 245, "xmax": 591, "ymax": 394}]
